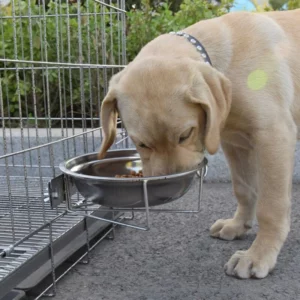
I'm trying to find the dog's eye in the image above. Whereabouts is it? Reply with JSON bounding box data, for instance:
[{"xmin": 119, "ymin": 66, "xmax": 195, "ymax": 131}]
[
  {"xmin": 139, "ymin": 143, "xmax": 150, "ymax": 149},
  {"xmin": 179, "ymin": 128, "xmax": 193, "ymax": 144}
]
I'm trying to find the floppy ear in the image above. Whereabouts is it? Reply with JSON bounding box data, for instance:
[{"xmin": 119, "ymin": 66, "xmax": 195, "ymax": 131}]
[
  {"xmin": 97, "ymin": 90, "xmax": 118, "ymax": 159},
  {"xmin": 189, "ymin": 63, "xmax": 232, "ymax": 154},
  {"xmin": 97, "ymin": 71, "xmax": 124, "ymax": 159}
]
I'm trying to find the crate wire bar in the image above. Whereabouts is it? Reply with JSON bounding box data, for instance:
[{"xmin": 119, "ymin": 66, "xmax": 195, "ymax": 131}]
[{"xmin": 0, "ymin": 0, "xmax": 127, "ymax": 298}]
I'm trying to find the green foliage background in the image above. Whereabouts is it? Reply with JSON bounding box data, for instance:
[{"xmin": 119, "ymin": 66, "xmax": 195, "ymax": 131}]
[{"xmin": 0, "ymin": 0, "xmax": 299, "ymax": 127}]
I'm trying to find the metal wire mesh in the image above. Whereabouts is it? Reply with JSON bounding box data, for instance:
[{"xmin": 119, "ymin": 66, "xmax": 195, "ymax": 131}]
[
  {"xmin": 0, "ymin": 0, "xmax": 127, "ymax": 297},
  {"xmin": 0, "ymin": 176, "xmax": 83, "ymax": 278}
]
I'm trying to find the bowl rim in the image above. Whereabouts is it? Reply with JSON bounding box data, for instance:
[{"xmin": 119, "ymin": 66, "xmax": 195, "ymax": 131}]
[{"xmin": 59, "ymin": 148, "xmax": 208, "ymax": 182}]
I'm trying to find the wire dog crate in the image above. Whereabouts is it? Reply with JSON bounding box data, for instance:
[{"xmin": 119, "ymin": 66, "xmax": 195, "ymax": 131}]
[
  {"xmin": 0, "ymin": 0, "xmax": 127, "ymax": 298},
  {"xmin": 0, "ymin": 0, "xmax": 207, "ymax": 299}
]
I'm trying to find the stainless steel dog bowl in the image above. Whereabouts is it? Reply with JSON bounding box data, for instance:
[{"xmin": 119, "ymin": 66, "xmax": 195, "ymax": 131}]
[{"xmin": 59, "ymin": 149, "xmax": 207, "ymax": 208}]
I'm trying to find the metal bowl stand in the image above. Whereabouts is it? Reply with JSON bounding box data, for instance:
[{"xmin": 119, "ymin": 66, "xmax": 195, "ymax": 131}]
[{"xmin": 49, "ymin": 164, "xmax": 208, "ymax": 232}]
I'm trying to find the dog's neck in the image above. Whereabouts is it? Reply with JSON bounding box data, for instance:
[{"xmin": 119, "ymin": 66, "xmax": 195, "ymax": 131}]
[
  {"xmin": 169, "ymin": 31, "xmax": 213, "ymax": 66},
  {"xmin": 183, "ymin": 18, "xmax": 233, "ymax": 73}
]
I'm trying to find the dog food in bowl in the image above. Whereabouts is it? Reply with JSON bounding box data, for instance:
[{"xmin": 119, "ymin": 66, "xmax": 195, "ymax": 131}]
[{"xmin": 115, "ymin": 170, "xmax": 143, "ymax": 178}]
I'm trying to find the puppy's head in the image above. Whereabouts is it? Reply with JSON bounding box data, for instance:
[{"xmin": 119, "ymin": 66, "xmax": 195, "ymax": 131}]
[{"xmin": 98, "ymin": 57, "xmax": 231, "ymax": 176}]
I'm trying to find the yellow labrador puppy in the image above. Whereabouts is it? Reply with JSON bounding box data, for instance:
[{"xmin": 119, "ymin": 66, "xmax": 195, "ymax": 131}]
[{"xmin": 98, "ymin": 9, "xmax": 300, "ymax": 279}]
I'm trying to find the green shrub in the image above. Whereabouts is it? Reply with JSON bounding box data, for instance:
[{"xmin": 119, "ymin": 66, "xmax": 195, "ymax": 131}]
[
  {"xmin": 2, "ymin": 0, "xmax": 300, "ymax": 128},
  {"xmin": 0, "ymin": 0, "xmax": 121, "ymax": 127},
  {"xmin": 287, "ymin": 0, "xmax": 300, "ymax": 8},
  {"xmin": 126, "ymin": 0, "xmax": 234, "ymax": 61}
]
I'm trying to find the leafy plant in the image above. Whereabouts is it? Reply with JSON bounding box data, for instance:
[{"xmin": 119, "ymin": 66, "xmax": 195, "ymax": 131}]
[
  {"xmin": 0, "ymin": 0, "xmax": 120, "ymax": 127},
  {"xmin": 2, "ymin": 0, "xmax": 300, "ymax": 128},
  {"xmin": 126, "ymin": 0, "xmax": 234, "ymax": 61},
  {"xmin": 287, "ymin": 0, "xmax": 300, "ymax": 8}
]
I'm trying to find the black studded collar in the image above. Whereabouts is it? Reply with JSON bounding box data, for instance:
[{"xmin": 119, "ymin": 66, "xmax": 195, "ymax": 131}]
[{"xmin": 169, "ymin": 31, "xmax": 212, "ymax": 66}]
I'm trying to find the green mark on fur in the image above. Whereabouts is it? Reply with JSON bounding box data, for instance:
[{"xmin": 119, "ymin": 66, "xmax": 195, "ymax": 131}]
[{"xmin": 247, "ymin": 69, "xmax": 268, "ymax": 91}]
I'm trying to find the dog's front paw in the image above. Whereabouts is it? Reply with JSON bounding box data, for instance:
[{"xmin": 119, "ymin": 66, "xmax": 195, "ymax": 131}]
[
  {"xmin": 210, "ymin": 218, "xmax": 251, "ymax": 240},
  {"xmin": 224, "ymin": 250, "xmax": 277, "ymax": 279}
]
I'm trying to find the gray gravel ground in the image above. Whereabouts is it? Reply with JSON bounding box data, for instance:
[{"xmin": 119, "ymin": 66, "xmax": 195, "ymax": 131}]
[{"xmin": 52, "ymin": 183, "xmax": 300, "ymax": 300}]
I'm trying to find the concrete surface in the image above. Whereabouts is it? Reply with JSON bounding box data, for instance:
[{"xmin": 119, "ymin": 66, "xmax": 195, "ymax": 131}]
[{"xmin": 52, "ymin": 183, "xmax": 300, "ymax": 300}]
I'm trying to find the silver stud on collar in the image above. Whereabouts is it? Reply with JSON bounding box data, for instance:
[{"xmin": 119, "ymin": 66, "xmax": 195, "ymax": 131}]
[{"xmin": 169, "ymin": 31, "xmax": 212, "ymax": 66}]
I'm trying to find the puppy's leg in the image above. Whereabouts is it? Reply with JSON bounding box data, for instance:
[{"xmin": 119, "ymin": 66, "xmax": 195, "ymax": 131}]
[
  {"xmin": 225, "ymin": 121, "xmax": 296, "ymax": 279},
  {"xmin": 210, "ymin": 143, "xmax": 257, "ymax": 240}
]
